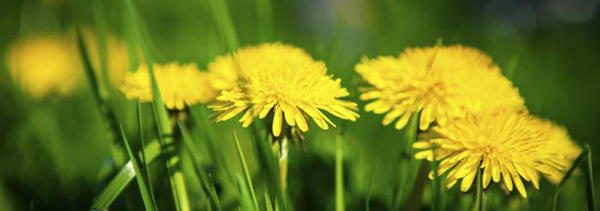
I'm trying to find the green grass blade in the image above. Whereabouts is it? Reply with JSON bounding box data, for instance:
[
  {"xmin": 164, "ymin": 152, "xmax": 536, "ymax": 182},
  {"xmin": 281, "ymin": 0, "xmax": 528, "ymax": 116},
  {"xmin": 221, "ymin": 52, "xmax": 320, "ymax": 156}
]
[
  {"xmin": 233, "ymin": 132, "xmax": 260, "ymax": 211},
  {"xmin": 553, "ymin": 146, "xmax": 590, "ymax": 211},
  {"xmin": 336, "ymin": 135, "xmax": 345, "ymax": 211},
  {"xmin": 76, "ymin": 28, "xmax": 121, "ymax": 146},
  {"xmin": 249, "ymin": 123, "xmax": 287, "ymax": 209},
  {"xmin": 365, "ymin": 163, "xmax": 378, "ymax": 211},
  {"xmin": 137, "ymin": 102, "xmax": 158, "ymax": 209},
  {"xmin": 90, "ymin": 140, "xmax": 161, "ymax": 209},
  {"xmin": 208, "ymin": 0, "xmax": 239, "ymax": 50},
  {"xmin": 91, "ymin": 0, "xmax": 111, "ymax": 92},
  {"xmin": 235, "ymin": 174, "xmax": 257, "ymax": 211},
  {"xmin": 256, "ymin": 0, "xmax": 273, "ymax": 42},
  {"xmin": 119, "ymin": 125, "xmax": 156, "ymax": 211},
  {"xmin": 584, "ymin": 144, "xmax": 596, "ymax": 211},
  {"xmin": 264, "ymin": 191, "xmax": 274, "ymax": 211},
  {"xmin": 76, "ymin": 29, "xmax": 103, "ymax": 102},
  {"xmin": 123, "ymin": 0, "xmax": 190, "ymax": 210},
  {"xmin": 91, "ymin": 161, "xmax": 135, "ymax": 209},
  {"xmin": 179, "ymin": 122, "xmax": 222, "ymax": 210},
  {"xmin": 190, "ymin": 107, "xmax": 234, "ymax": 181},
  {"xmin": 392, "ymin": 112, "xmax": 420, "ymax": 209},
  {"xmin": 430, "ymin": 146, "xmax": 442, "ymax": 211}
]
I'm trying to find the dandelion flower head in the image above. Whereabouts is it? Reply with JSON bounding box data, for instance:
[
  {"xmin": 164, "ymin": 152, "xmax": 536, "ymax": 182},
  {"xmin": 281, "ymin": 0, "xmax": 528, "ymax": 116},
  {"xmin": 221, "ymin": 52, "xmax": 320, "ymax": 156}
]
[
  {"xmin": 120, "ymin": 63, "xmax": 216, "ymax": 110},
  {"xmin": 413, "ymin": 110, "xmax": 566, "ymax": 198},
  {"xmin": 534, "ymin": 118, "xmax": 581, "ymax": 184},
  {"xmin": 210, "ymin": 43, "xmax": 359, "ymax": 137},
  {"xmin": 356, "ymin": 45, "xmax": 524, "ymax": 130},
  {"xmin": 6, "ymin": 35, "xmax": 82, "ymax": 98},
  {"xmin": 207, "ymin": 42, "xmax": 315, "ymax": 91}
]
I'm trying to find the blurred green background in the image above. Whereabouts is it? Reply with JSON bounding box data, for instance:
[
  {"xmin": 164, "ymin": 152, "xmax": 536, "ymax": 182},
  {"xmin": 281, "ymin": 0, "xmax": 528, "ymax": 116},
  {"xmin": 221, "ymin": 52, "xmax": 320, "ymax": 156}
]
[{"xmin": 1, "ymin": 0, "xmax": 599, "ymax": 210}]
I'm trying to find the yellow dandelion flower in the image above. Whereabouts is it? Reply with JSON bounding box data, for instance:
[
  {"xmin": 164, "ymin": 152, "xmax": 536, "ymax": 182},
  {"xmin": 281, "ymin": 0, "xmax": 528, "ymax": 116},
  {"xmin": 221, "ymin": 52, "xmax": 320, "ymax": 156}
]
[
  {"xmin": 534, "ymin": 118, "xmax": 581, "ymax": 184},
  {"xmin": 120, "ymin": 63, "xmax": 217, "ymax": 110},
  {"xmin": 6, "ymin": 35, "xmax": 82, "ymax": 98},
  {"xmin": 207, "ymin": 42, "xmax": 314, "ymax": 92},
  {"xmin": 356, "ymin": 45, "xmax": 524, "ymax": 130},
  {"xmin": 413, "ymin": 110, "xmax": 566, "ymax": 198},
  {"xmin": 209, "ymin": 43, "xmax": 359, "ymax": 137}
]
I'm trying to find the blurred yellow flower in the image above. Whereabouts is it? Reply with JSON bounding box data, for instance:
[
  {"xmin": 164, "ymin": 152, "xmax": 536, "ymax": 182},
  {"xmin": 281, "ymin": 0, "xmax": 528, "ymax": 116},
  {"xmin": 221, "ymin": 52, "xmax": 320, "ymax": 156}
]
[
  {"xmin": 356, "ymin": 45, "xmax": 524, "ymax": 130},
  {"xmin": 413, "ymin": 110, "xmax": 566, "ymax": 198},
  {"xmin": 209, "ymin": 43, "xmax": 359, "ymax": 137},
  {"xmin": 120, "ymin": 63, "xmax": 216, "ymax": 110},
  {"xmin": 207, "ymin": 55, "xmax": 240, "ymax": 91},
  {"xmin": 6, "ymin": 35, "xmax": 82, "ymax": 98},
  {"xmin": 534, "ymin": 118, "xmax": 581, "ymax": 184},
  {"xmin": 79, "ymin": 29, "xmax": 131, "ymax": 86}
]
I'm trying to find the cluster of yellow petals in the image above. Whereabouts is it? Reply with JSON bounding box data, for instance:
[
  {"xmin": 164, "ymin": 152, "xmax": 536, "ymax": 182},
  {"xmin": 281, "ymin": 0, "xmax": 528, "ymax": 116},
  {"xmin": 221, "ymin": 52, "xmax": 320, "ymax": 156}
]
[
  {"xmin": 209, "ymin": 43, "xmax": 359, "ymax": 136},
  {"xmin": 356, "ymin": 45, "xmax": 524, "ymax": 130},
  {"xmin": 120, "ymin": 63, "xmax": 216, "ymax": 110},
  {"xmin": 534, "ymin": 118, "xmax": 582, "ymax": 184},
  {"xmin": 6, "ymin": 35, "xmax": 82, "ymax": 98},
  {"xmin": 413, "ymin": 110, "xmax": 571, "ymax": 198}
]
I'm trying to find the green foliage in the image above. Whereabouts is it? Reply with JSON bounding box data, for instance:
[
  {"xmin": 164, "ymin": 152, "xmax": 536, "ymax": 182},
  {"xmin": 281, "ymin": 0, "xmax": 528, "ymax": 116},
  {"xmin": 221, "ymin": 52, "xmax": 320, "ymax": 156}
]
[{"xmin": 0, "ymin": 0, "xmax": 599, "ymax": 211}]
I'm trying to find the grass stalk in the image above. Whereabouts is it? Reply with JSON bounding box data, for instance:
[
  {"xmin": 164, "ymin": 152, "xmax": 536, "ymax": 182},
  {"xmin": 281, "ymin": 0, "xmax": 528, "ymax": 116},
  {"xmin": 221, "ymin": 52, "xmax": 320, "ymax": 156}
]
[
  {"xmin": 190, "ymin": 107, "xmax": 235, "ymax": 181},
  {"xmin": 119, "ymin": 125, "xmax": 157, "ymax": 211},
  {"xmin": 235, "ymin": 174, "xmax": 258, "ymax": 211},
  {"xmin": 365, "ymin": 163, "xmax": 379, "ymax": 211},
  {"xmin": 179, "ymin": 122, "xmax": 222, "ymax": 210},
  {"xmin": 336, "ymin": 135, "xmax": 345, "ymax": 211},
  {"xmin": 123, "ymin": 0, "xmax": 190, "ymax": 210},
  {"xmin": 136, "ymin": 102, "xmax": 158, "ymax": 209},
  {"xmin": 91, "ymin": 0, "xmax": 110, "ymax": 94},
  {"xmin": 90, "ymin": 140, "xmax": 161, "ymax": 209},
  {"xmin": 75, "ymin": 28, "xmax": 123, "ymax": 165},
  {"xmin": 265, "ymin": 191, "xmax": 274, "ymax": 211},
  {"xmin": 256, "ymin": 0, "xmax": 273, "ymax": 41},
  {"xmin": 430, "ymin": 145, "xmax": 442, "ymax": 211},
  {"xmin": 233, "ymin": 132, "xmax": 260, "ymax": 210},
  {"xmin": 553, "ymin": 144, "xmax": 595, "ymax": 211},
  {"xmin": 208, "ymin": 0, "xmax": 239, "ymax": 51},
  {"xmin": 392, "ymin": 112, "xmax": 420, "ymax": 209},
  {"xmin": 250, "ymin": 123, "xmax": 287, "ymax": 209},
  {"xmin": 584, "ymin": 144, "xmax": 596, "ymax": 211}
]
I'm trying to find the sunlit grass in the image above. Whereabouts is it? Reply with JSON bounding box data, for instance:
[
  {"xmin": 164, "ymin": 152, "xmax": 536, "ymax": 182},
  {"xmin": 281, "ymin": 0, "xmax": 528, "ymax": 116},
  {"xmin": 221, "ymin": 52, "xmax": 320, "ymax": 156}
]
[{"xmin": 0, "ymin": 0, "xmax": 597, "ymax": 211}]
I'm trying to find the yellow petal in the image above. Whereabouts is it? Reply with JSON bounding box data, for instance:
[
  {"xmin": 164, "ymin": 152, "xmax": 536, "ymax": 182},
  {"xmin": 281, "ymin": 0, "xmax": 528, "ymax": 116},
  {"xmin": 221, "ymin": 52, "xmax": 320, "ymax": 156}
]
[
  {"xmin": 258, "ymin": 102, "xmax": 276, "ymax": 118},
  {"xmin": 460, "ymin": 170, "xmax": 477, "ymax": 192},
  {"xmin": 512, "ymin": 175, "xmax": 527, "ymax": 198},
  {"xmin": 414, "ymin": 150, "xmax": 432, "ymax": 160},
  {"xmin": 483, "ymin": 166, "xmax": 492, "ymax": 188},
  {"xmin": 295, "ymin": 113, "xmax": 309, "ymax": 132},
  {"xmin": 501, "ymin": 167, "xmax": 513, "ymax": 191},
  {"xmin": 412, "ymin": 141, "xmax": 432, "ymax": 149},
  {"xmin": 491, "ymin": 159, "xmax": 501, "ymax": 182},
  {"xmin": 281, "ymin": 103, "xmax": 297, "ymax": 126},
  {"xmin": 395, "ymin": 113, "xmax": 412, "ymax": 129}
]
